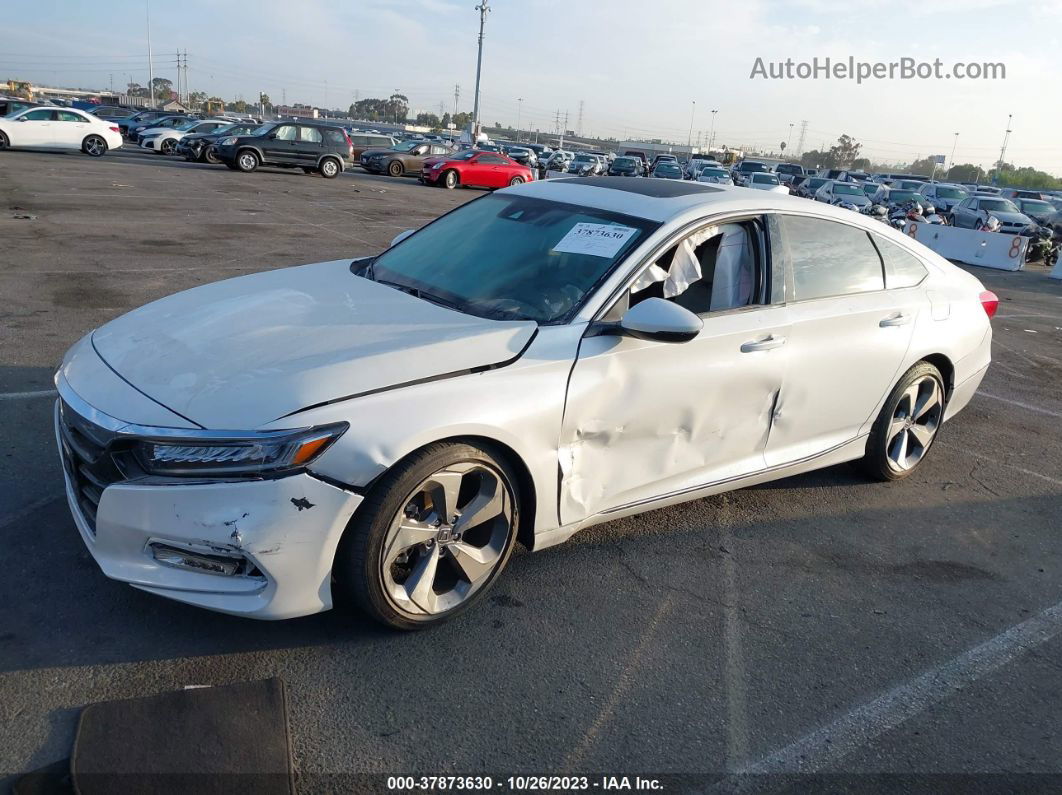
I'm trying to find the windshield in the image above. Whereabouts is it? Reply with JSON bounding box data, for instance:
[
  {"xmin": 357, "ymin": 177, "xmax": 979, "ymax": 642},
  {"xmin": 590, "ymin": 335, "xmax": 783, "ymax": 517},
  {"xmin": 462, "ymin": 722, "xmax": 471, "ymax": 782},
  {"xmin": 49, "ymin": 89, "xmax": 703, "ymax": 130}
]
[
  {"xmin": 981, "ymin": 199, "xmax": 1020, "ymax": 213},
  {"xmin": 889, "ymin": 190, "xmax": 918, "ymax": 202},
  {"xmin": 740, "ymin": 162, "xmax": 768, "ymax": 172},
  {"xmin": 1019, "ymin": 200, "xmax": 1053, "ymax": 214},
  {"xmin": 862, "ymin": 183, "xmax": 879, "ymax": 194},
  {"xmin": 613, "ymin": 158, "xmax": 636, "ymax": 166},
  {"xmin": 656, "ymin": 164, "xmax": 681, "ymax": 175},
  {"xmin": 249, "ymin": 123, "xmax": 276, "ymax": 136},
  {"xmin": 573, "ymin": 155, "xmax": 593, "ymax": 162},
  {"xmin": 174, "ymin": 119, "xmax": 199, "ymax": 131},
  {"xmin": 753, "ymin": 174, "xmax": 780, "ymax": 184},
  {"xmin": 394, "ymin": 141, "xmax": 422, "ymax": 151},
  {"xmin": 701, "ymin": 168, "xmax": 727, "ymax": 177},
  {"xmin": 936, "ymin": 186, "xmax": 967, "ymax": 199},
  {"xmin": 834, "ymin": 184, "xmax": 862, "ymax": 196},
  {"xmin": 808, "ymin": 179, "xmax": 827, "ymax": 190},
  {"xmin": 370, "ymin": 195, "xmax": 658, "ymax": 324}
]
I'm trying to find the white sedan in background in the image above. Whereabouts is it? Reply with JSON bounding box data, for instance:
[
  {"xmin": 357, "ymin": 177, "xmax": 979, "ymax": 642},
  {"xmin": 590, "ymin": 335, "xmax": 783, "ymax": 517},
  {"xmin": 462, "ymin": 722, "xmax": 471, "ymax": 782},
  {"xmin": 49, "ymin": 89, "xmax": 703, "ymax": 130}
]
[
  {"xmin": 138, "ymin": 118, "xmax": 233, "ymax": 155},
  {"xmin": 744, "ymin": 172, "xmax": 790, "ymax": 194},
  {"xmin": 0, "ymin": 107, "xmax": 122, "ymax": 156},
  {"xmin": 55, "ymin": 179, "xmax": 995, "ymax": 629}
]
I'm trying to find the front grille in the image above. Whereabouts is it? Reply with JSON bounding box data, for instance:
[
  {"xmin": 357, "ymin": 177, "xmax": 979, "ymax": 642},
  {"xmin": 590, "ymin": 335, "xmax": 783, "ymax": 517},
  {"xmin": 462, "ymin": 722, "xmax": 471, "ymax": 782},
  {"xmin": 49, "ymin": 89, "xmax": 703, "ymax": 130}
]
[{"xmin": 58, "ymin": 399, "xmax": 127, "ymax": 534}]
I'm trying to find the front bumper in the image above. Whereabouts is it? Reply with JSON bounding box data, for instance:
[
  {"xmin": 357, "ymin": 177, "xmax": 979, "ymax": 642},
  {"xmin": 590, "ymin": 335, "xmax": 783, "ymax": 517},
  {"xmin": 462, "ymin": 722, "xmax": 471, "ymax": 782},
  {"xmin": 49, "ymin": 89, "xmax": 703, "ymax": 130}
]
[{"xmin": 55, "ymin": 401, "xmax": 364, "ymax": 620}]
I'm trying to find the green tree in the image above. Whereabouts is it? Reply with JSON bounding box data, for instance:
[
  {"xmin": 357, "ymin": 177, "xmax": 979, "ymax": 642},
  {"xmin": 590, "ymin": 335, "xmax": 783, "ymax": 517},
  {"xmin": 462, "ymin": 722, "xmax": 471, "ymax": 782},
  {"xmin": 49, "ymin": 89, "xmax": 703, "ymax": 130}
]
[
  {"xmin": 415, "ymin": 112, "xmax": 441, "ymax": 128},
  {"xmin": 259, "ymin": 93, "xmax": 272, "ymax": 111},
  {"xmin": 824, "ymin": 134, "xmax": 861, "ymax": 168},
  {"xmin": 150, "ymin": 77, "xmax": 174, "ymax": 101},
  {"xmin": 946, "ymin": 163, "xmax": 984, "ymax": 183},
  {"xmin": 188, "ymin": 90, "xmax": 207, "ymax": 107}
]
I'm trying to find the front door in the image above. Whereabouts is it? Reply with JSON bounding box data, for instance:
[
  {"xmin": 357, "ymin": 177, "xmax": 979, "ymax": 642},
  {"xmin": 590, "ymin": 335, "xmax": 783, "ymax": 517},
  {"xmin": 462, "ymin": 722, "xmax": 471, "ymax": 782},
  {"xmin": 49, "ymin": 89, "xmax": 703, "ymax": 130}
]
[
  {"xmin": 263, "ymin": 123, "xmax": 299, "ymax": 163},
  {"xmin": 13, "ymin": 108, "xmax": 56, "ymax": 147},
  {"xmin": 559, "ymin": 218, "xmax": 789, "ymax": 524}
]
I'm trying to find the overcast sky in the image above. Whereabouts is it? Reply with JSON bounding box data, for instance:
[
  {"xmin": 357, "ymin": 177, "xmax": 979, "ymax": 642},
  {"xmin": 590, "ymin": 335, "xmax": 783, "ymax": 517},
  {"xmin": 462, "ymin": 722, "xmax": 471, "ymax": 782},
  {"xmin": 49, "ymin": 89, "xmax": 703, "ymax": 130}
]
[{"xmin": 5, "ymin": 0, "xmax": 1061, "ymax": 173}]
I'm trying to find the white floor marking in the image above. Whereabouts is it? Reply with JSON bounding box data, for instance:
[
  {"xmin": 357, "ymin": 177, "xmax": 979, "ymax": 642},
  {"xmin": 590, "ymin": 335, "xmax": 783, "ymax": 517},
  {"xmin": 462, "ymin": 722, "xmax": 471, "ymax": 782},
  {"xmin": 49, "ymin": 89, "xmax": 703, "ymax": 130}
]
[
  {"xmin": 937, "ymin": 443, "xmax": 1062, "ymax": 488},
  {"xmin": 0, "ymin": 495, "xmax": 62, "ymax": 531},
  {"xmin": 976, "ymin": 391, "xmax": 1062, "ymax": 419},
  {"xmin": 0, "ymin": 389, "xmax": 56, "ymax": 401},
  {"xmin": 731, "ymin": 599, "xmax": 1062, "ymax": 777},
  {"xmin": 720, "ymin": 495, "xmax": 750, "ymax": 772}
]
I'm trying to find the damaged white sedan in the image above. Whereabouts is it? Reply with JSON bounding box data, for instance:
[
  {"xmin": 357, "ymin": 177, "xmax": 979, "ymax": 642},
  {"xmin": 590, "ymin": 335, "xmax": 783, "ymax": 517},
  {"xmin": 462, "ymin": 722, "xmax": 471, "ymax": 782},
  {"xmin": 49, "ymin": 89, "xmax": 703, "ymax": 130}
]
[{"xmin": 55, "ymin": 177, "xmax": 996, "ymax": 629}]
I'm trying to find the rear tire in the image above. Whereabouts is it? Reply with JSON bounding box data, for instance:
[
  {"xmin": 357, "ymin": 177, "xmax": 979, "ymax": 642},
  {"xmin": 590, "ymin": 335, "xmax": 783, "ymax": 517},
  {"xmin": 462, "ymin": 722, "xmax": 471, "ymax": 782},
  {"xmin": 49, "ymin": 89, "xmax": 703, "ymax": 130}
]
[
  {"xmin": 0, "ymin": 131, "xmax": 8, "ymax": 150},
  {"xmin": 82, "ymin": 135, "xmax": 107, "ymax": 157},
  {"xmin": 860, "ymin": 361, "xmax": 945, "ymax": 481},
  {"xmin": 442, "ymin": 169, "xmax": 459, "ymax": 189},
  {"xmin": 508, "ymin": 176, "xmax": 525, "ymax": 186},
  {"xmin": 319, "ymin": 157, "xmax": 341, "ymax": 179},
  {"xmin": 235, "ymin": 150, "xmax": 259, "ymax": 173},
  {"xmin": 333, "ymin": 441, "xmax": 520, "ymax": 630}
]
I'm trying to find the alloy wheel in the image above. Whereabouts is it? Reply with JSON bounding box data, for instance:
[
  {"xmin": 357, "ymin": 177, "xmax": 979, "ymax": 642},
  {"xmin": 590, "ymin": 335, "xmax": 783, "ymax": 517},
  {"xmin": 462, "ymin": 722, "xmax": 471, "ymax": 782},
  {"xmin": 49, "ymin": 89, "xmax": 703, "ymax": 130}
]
[
  {"xmin": 161, "ymin": 139, "xmax": 176, "ymax": 155},
  {"xmin": 381, "ymin": 461, "xmax": 513, "ymax": 617},
  {"xmin": 886, "ymin": 375, "xmax": 943, "ymax": 472},
  {"xmin": 84, "ymin": 136, "xmax": 105, "ymax": 156}
]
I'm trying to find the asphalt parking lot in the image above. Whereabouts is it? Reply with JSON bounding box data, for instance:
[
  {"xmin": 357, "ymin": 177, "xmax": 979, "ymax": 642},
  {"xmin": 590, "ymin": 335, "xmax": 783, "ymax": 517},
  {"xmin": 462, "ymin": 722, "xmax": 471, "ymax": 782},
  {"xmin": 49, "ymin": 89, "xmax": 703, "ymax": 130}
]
[{"xmin": 2, "ymin": 147, "xmax": 1061, "ymax": 790}]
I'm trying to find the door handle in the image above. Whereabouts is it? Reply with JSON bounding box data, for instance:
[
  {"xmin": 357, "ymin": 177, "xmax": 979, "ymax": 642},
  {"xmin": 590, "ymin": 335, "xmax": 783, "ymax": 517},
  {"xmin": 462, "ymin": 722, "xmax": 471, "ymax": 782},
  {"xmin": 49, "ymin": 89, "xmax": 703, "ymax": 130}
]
[
  {"xmin": 879, "ymin": 312, "xmax": 911, "ymax": 327},
  {"xmin": 740, "ymin": 335, "xmax": 787, "ymax": 353}
]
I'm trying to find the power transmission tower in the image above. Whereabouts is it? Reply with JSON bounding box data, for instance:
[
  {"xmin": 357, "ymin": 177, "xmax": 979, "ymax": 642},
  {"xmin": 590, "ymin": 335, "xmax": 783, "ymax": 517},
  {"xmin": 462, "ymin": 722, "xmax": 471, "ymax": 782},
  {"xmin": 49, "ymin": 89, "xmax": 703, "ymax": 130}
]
[
  {"xmin": 796, "ymin": 120, "xmax": 808, "ymax": 156},
  {"xmin": 577, "ymin": 99, "xmax": 584, "ymax": 137}
]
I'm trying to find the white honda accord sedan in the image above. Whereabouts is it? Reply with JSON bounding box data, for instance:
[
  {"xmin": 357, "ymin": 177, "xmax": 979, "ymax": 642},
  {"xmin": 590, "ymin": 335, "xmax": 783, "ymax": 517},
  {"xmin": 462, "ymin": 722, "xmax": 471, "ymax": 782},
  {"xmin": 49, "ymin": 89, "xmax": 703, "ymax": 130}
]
[{"xmin": 55, "ymin": 178, "xmax": 995, "ymax": 629}]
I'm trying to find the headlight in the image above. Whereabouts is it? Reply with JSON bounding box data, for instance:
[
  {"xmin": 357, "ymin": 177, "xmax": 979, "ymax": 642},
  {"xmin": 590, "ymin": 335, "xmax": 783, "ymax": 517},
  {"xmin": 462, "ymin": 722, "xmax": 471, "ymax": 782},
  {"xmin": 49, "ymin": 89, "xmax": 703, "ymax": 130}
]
[
  {"xmin": 219, "ymin": 136, "xmax": 238, "ymax": 145},
  {"xmin": 133, "ymin": 423, "xmax": 348, "ymax": 477}
]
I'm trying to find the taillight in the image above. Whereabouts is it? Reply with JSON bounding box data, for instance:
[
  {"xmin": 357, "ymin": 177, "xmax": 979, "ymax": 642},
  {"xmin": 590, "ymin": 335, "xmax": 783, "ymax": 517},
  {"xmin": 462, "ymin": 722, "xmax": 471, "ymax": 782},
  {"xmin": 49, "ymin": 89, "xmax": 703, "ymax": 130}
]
[
  {"xmin": 109, "ymin": 126, "xmax": 120, "ymax": 133},
  {"xmin": 343, "ymin": 131, "xmax": 353, "ymax": 157},
  {"xmin": 979, "ymin": 290, "xmax": 999, "ymax": 319}
]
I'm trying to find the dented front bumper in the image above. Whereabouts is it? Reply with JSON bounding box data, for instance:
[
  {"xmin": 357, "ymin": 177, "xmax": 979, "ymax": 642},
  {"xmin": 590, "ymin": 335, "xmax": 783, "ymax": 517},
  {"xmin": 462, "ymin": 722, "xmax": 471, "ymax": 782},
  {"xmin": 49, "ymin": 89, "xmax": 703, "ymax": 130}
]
[{"xmin": 57, "ymin": 403, "xmax": 363, "ymax": 619}]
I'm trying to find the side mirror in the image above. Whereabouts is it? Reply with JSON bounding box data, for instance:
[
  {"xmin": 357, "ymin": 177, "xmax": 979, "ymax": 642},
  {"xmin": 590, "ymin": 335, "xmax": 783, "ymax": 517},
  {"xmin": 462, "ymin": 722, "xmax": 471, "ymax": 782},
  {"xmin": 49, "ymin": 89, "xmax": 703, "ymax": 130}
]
[
  {"xmin": 267, "ymin": 133, "xmax": 277, "ymax": 139},
  {"xmin": 619, "ymin": 298, "xmax": 702, "ymax": 343},
  {"xmin": 390, "ymin": 229, "xmax": 415, "ymax": 247}
]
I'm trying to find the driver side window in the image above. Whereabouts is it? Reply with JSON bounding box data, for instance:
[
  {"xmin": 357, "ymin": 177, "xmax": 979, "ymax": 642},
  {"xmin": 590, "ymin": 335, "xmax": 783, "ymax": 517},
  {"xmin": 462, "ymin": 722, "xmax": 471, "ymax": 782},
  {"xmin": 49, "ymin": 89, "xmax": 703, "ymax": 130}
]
[{"xmin": 608, "ymin": 219, "xmax": 766, "ymax": 320}]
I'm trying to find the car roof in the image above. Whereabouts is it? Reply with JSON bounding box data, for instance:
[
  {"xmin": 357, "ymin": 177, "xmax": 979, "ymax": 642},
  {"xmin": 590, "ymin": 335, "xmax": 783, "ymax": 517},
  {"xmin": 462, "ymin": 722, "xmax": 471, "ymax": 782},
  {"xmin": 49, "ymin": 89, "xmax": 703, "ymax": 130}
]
[{"xmin": 507, "ymin": 177, "xmax": 843, "ymax": 223}]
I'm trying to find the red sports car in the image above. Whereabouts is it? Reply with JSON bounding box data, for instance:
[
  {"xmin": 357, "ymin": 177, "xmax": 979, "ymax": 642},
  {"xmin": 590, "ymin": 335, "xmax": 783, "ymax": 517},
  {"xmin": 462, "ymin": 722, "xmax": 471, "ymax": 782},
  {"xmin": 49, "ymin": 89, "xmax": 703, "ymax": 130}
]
[{"xmin": 421, "ymin": 149, "xmax": 534, "ymax": 190}]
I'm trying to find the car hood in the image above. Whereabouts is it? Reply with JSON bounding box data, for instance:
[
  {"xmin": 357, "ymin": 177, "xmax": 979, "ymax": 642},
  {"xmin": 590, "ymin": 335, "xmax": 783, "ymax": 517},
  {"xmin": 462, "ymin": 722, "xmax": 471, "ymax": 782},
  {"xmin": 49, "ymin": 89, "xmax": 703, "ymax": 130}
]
[
  {"xmin": 990, "ymin": 211, "xmax": 1032, "ymax": 224},
  {"xmin": 90, "ymin": 259, "xmax": 537, "ymax": 429},
  {"xmin": 360, "ymin": 148, "xmax": 397, "ymax": 158}
]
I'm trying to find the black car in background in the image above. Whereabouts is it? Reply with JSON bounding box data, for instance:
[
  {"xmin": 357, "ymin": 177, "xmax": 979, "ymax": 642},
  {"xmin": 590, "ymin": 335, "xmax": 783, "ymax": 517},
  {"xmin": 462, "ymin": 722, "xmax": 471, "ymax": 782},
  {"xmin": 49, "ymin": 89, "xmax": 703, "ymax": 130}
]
[
  {"xmin": 0, "ymin": 97, "xmax": 40, "ymax": 117},
  {"xmin": 608, "ymin": 156, "xmax": 644, "ymax": 177},
  {"xmin": 213, "ymin": 121, "xmax": 353, "ymax": 178},
  {"xmin": 115, "ymin": 110, "xmax": 176, "ymax": 138},
  {"xmin": 177, "ymin": 121, "xmax": 261, "ymax": 164}
]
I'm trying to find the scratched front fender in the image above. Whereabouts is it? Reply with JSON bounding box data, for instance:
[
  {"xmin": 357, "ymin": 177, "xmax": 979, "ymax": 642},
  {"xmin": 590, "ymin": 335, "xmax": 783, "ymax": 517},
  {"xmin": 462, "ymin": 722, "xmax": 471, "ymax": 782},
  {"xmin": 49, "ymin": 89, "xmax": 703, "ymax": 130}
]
[{"xmin": 86, "ymin": 474, "xmax": 363, "ymax": 619}]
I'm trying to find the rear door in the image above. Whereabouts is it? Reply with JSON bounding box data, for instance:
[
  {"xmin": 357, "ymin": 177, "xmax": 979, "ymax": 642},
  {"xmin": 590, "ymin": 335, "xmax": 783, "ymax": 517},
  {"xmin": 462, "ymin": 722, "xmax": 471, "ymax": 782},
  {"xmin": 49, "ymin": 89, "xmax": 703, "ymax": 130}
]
[
  {"xmin": 293, "ymin": 125, "xmax": 325, "ymax": 165},
  {"xmin": 763, "ymin": 213, "xmax": 917, "ymax": 466},
  {"xmin": 11, "ymin": 108, "xmax": 56, "ymax": 147},
  {"xmin": 54, "ymin": 110, "xmax": 91, "ymax": 149}
]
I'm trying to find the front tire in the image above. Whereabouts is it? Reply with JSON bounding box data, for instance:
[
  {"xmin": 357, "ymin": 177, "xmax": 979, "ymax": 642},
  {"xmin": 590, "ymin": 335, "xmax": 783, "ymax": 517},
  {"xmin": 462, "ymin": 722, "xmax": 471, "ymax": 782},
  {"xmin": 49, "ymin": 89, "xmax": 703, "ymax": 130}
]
[
  {"xmin": 387, "ymin": 160, "xmax": 403, "ymax": 177},
  {"xmin": 235, "ymin": 150, "xmax": 259, "ymax": 173},
  {"xmin": 203, "ymin": 145, "xmax": 220, "ymax": 164},
  {"xmin": 861, "ymin": 361, "xmax": 945, "ymax": 481},
  {"xmin": 160, "ymin": 138, "xmax": 177, "ymax": 155},
  {"xmin": 0, "ymin": 130, "xmax": 8, "ymax": 150},
  {"xmin": 334, "ymin": 441, "xmax": 520, "ymax": 630},
  {"xmin": 442, "ymin": 169, "xmax": 459, "ymax": 189},
  {"xmin": 82, "ymin": 135, "xmax": 107, "ymax": 157}
]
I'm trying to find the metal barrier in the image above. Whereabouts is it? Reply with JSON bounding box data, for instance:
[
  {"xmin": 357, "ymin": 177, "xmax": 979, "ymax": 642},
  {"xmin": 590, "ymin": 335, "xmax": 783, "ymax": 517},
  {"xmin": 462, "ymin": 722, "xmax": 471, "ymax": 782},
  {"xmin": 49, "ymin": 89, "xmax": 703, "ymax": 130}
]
[{"xmin": 903, "ymin": 221, "xmax": 1027, "ymax": 271}]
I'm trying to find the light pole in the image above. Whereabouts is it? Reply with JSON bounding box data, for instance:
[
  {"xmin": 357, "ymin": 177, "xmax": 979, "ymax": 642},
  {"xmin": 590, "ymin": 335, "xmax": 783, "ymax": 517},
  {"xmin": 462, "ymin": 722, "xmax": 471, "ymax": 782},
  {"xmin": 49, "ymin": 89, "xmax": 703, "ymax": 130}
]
[
  {"xmin": 687, "ymin": 100, "xmax": 696, "ymax": 148},
  {"xmin": 949, "ymin": 132, "xmax": 959, "ymax": 176},
  {"xmin": 996, "ymin": 114, "xmax": 1012, "ymax": 174},
  {"xmin": 709, "ymin": 109, "xmax": 718, "ymax": 150},
  {"xmin": 787, "ymin": 122, "xmax": 794, "ymax": 152},
  {"xmin": 472, "ymin": 1, "xmax": 491, "ymax": 141},
  {"xmin": 146, "ymin": 0, "xmax": 155, "ymax": 107},
  {"xmin": 516, "ymin": 97, "xmax": 523, "ymax": 142}
]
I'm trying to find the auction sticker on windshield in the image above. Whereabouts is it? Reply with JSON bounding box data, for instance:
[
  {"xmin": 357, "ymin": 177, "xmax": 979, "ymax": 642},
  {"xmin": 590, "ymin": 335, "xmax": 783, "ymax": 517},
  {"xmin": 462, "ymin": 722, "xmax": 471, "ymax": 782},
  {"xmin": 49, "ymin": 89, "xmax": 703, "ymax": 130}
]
[{"xmin": 552, "ymin": 223, "xmax": 638, "ymax": 258}]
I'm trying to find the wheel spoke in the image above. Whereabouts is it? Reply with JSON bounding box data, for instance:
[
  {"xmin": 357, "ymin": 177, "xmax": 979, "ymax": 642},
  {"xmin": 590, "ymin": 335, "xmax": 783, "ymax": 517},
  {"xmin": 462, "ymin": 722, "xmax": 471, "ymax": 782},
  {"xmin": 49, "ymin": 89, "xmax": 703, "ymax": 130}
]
[
  {"xmin": 909, "ymin": 423, "xmax": 935, "ymax": 447},
  {"xmin": 888, "ymin": 416, "xmax": 907, "ymax": 441},
  {"xmin": 425, "ymin": 470, "xmax": 464, "ymax": 524},
  {"xmin": 447, "ymin": 541, "xmax": 499, "ymax": 586},
  {"xmin": 914, "ymin": 381, "xmax": 941, "ymax": 421},
  {"xmin": 388, "ymin": 518, "xmax": 437, "ymax": 556},
  {"xmin": 405, "ymin": 543, "xmax": 441, "ymax": 613},
  {"xmin": 889, "ymin": 428, "xmax": 909, "ymax": 467},
  {"xmin": 455, "ymin": 478, "xmax": 505, "ymax": 534}
]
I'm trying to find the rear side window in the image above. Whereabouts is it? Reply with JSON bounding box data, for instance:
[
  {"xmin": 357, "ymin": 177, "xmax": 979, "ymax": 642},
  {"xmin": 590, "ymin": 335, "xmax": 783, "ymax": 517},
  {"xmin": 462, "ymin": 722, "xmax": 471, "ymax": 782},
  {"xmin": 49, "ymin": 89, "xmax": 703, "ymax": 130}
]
[
  {"xmin": 776, "ymin": 215, "xmax": 884, "ymax": 301},
  {"xmin": 873, "ymin": 235, "xmax": 928, "ymax": 288},
  {"xmin": 298, "ymin": 126, "xmax": 323, "ymax": 143},
  {"xmin": 479, "ymin": 154, "xmax": 507, "ymax": 164}
]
